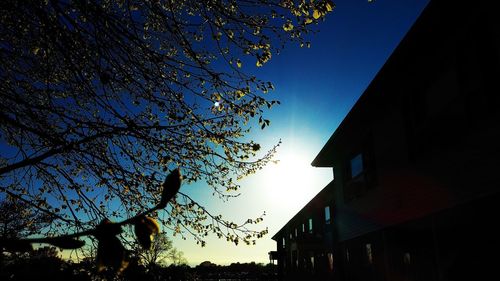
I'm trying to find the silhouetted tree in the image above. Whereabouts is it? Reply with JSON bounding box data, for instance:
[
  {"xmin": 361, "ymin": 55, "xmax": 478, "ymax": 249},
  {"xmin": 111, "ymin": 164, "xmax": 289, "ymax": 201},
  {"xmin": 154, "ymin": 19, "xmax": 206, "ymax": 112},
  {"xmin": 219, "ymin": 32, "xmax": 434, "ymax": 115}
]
[
  {"xmin": 0, "ymin": 198, "xmax": 52, "ymax": 240},
  {"xmin": 0, "ymin": 246, "xmax": 78, "ymax": 281},
  {"xmin": 0, "ymin": 169, "xmax": 181, "ymax": 277},
  {"xmin": 134, "ymin": 231, "xmax": 186, "ymax": 268},
  {"xmin": 167, "ymin": 247, "xmax": 188, "ymax": 266},
  {"xmin": 0, "ymin": 197, "xmax": 53, "ymax": 264},
  {"xmin": 0, "ymin": 0, "xmax": 334, "ymax": 247}
]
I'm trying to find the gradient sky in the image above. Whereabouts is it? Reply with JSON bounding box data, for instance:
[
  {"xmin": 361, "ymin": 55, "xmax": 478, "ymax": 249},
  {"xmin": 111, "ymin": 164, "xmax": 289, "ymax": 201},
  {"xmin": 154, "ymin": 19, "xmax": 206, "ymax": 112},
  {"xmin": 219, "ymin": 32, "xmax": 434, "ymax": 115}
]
[{"xmin": 170, "ymin": 0, "xmax": 430, "ymax": 266}]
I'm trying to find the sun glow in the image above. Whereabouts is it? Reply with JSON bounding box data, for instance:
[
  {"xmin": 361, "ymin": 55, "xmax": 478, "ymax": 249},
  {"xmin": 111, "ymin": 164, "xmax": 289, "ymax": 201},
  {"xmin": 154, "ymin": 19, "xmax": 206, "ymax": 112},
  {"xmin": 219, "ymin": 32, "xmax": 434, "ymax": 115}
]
[{"xmin": 260, "ymin": 148, "xmax": 331, "ymax": 211}]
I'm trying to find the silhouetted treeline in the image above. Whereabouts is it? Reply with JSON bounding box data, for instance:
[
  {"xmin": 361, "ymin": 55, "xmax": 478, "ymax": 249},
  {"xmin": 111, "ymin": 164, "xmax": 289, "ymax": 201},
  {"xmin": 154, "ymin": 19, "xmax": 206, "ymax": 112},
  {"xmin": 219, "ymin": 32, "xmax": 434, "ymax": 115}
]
[
  {"xmin": 195, "ymin": 261, "xmax": 277, "ymax": 280},
  {"xmin": 1, "ymin": 250, "xmax": 277, "ymax": 281}
]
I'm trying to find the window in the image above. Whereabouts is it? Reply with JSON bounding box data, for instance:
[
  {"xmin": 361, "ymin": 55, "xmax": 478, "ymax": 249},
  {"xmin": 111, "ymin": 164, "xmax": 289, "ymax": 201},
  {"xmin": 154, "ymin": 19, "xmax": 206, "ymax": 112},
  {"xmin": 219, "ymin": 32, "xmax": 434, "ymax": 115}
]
[
  {"xmin": 324, "ymin": 206, "xmax": 331, "ymax": 224},
  {"xmin": 294, "ymin": 228, "xmax": 298, "ymax": 237},
  {"xmin": 308, "ymin": 218, "xmax": 313, "ymax": 233},
  {"xmin": 403, "ymin": 252, "xmax": 411, "ymax": 265},
  {"xmin": 292, "ymin": 250, "xmax": 298, "ymax": 268},
  {"xmin": 344, "ymin": 137, "xmax": 377, "ymax": 202},
  {"xmin": 289, "ymin": 233, "xmax": 292, "ymax": 239},
  {"xmin": 302, "ymin": 223, "xmax": 305, "ymax": 233},
  {"xmin": 282, "ymin": 237, "xmax": 285, "ymax": 249},
  {"xmin": 327, "ymin": 253, "xmax": 334, "ymax": 271},
  {"xmin": 350, "ymin": 153, "xmax": 363, "ymax": 178},
  {"xmin": 366, "ymin": 243, "xmax": 373, "ymax": 264},
  {"xmin": 344, "ymin": 153, "xmax": 365, "ymax": 202}
]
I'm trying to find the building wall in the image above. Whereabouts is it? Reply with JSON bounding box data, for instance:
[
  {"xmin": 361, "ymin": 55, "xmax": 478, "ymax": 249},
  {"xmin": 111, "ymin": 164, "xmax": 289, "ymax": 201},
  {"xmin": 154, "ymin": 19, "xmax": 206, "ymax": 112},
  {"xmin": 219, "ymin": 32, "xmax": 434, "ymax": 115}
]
[
  {"xmin": 272, "ymin": 183, "xmax": 335, "ymax": 280},
  {"xmin": 329, "ymin": 1, "xmax": 500, "ymax": 280},
  {"xmin": 332, "ymin": 0, "xmax": 500, "ymax": 243},
  {"xmin": 273, "ymin": 1, "xmax": 500, "ymax": 280}
]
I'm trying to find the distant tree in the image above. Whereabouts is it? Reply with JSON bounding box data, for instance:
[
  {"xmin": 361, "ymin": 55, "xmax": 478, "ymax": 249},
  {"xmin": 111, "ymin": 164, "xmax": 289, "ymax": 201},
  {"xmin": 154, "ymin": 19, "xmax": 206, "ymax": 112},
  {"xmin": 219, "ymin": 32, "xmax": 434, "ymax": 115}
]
[
  {"xmin": 0, "ymin": 198, "xmax": 53, "ymax": 257},
  {"xmin": 0, "ymin": 198, "xmax": 52, "ymax": 241},
  {"xmin": 0, "ymin": 246, "xmax": 72, "ymax": 281},
  {"xmin": 2, "ymin": 245, "xmax": 59, "ymax": 265},
  {"xmin": 167, "ymin": 247, "xmax": 188, "ymax": 266},
  {"xmin": 0, "ymin": 170, "xmax": 181, "ymax": 276},
  {"xmin": 134, "ymin": 231, "xmax": 186, "ymax": 268},
  {"xmin": 163, "ymin": 264, "xmax": 197, "ymax": 281},
  {"xmin": 0, "ymin": 0, "xmax": 335, "ymax": 247},
  {"xmin": 135, "ymin": 232, "xmax": 171, "ymax": 267},
  {"xmin": 198, "ymin": 260, "xmax": 217, "ymax": 268}
]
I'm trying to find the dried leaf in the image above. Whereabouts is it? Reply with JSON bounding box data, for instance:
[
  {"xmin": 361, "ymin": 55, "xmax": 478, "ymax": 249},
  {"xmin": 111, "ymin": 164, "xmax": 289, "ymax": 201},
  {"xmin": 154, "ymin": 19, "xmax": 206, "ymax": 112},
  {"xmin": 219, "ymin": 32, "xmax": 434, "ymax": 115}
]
[
  {"xmin": 134, "ymin": 216, "xmax": 160, "ymax": 249},
  {"xmin": 95, "ymin": 219, "xmax": 122, "ymax": 239},
  {"xmin": 96, "ymin": 235, "xmax": 128, "ymax": 273},
  {"xmin": 158, "ymin": 169, "xmax": 182, "ymax": 209}
]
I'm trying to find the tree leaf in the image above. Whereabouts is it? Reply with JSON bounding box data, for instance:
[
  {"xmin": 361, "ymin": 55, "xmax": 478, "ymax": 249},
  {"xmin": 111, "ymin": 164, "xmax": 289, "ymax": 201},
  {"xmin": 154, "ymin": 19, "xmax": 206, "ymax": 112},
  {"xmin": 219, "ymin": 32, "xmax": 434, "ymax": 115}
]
[
  {"xmin": 282, "ymin": 22, "xmax": 294, "ymax": 31},
  {"xmin": 313, "ymin": 9, "xmax": 322, "ymax": 19},
  {"xmin": 326, "ymin": 1, "xmax": 335, "ymax": 12}
]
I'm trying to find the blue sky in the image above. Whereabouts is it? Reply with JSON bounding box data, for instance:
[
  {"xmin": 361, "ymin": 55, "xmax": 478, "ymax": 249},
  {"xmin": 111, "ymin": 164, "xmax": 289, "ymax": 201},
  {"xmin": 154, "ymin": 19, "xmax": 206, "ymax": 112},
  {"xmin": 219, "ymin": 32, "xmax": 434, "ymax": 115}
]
[{"xmin": 172, "ymin": 0, "xmax": 430, "ymax": 265}]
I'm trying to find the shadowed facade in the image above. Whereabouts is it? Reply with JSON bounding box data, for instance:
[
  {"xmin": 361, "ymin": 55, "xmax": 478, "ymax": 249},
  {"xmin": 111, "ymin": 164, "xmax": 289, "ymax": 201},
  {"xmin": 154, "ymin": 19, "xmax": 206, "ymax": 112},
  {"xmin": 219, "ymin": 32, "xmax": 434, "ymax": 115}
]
[{"xmin": 272, "ymin": 0, "xmax": 500, "ymax": 280}]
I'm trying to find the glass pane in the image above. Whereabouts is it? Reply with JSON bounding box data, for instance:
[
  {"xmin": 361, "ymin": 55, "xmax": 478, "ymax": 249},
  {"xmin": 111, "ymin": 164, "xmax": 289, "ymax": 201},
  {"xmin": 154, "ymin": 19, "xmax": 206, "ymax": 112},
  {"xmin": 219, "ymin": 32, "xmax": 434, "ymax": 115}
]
[
  {"xmin": 350, "ymin": 153, "xmax": 363, "ymax": 178},
  {"xmin": 366, "ymin": 243, "xmax": 373, "ymax": 264},
  {"xmin": 328, "ymin": 253, "xmax": 334, "ymax": 271},
  {"xmin": 325, "ymin": 206, "xmax": 331, "ymax": 223}
]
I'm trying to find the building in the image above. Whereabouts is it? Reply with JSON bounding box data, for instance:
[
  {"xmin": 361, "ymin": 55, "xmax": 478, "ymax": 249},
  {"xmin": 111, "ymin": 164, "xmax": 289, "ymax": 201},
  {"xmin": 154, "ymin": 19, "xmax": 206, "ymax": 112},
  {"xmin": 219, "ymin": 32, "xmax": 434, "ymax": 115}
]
[
  {"xmin": 272, "ymin": 0, "xmax": 500, "ymax": 280},
  {"xmin": 272, "ymin": 183, "xmax": 335, "ymax": 280}
]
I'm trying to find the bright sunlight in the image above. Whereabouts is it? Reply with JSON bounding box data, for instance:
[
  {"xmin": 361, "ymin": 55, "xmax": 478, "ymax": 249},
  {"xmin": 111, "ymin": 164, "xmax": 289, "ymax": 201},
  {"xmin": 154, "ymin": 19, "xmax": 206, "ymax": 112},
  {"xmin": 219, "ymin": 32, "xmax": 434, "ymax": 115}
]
[{"xmin": 260, "ymin": 146, "xmax": 332, "ymax": 212}]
